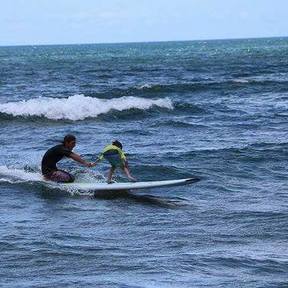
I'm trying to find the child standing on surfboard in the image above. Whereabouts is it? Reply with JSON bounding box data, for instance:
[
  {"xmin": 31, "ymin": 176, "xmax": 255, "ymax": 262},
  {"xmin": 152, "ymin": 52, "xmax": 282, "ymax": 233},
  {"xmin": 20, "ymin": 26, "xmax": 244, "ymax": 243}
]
[{"xmin": 94, "ymin": 140, "xmax": 136, "ymax": 183}]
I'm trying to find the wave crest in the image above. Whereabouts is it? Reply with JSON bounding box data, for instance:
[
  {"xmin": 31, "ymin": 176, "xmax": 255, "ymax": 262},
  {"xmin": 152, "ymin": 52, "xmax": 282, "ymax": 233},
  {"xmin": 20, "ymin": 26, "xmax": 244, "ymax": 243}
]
[{"xmin": 0, "ymin": 95, "xmax": 173, "ymax": 121}]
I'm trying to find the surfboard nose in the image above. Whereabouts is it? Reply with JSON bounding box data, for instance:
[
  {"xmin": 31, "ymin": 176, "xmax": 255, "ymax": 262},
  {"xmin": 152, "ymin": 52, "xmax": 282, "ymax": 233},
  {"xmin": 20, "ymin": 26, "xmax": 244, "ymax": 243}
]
[{"xmin": 186, "ymin": 177, "xmax": 201, "ymax": 184}]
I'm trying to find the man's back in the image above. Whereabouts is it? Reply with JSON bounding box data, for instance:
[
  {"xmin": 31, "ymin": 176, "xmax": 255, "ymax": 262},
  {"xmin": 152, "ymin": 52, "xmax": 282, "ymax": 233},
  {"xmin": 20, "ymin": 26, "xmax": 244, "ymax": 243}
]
[{"xmin": 41, "ymin": 144, "xmax": 72, "ymax": 175}]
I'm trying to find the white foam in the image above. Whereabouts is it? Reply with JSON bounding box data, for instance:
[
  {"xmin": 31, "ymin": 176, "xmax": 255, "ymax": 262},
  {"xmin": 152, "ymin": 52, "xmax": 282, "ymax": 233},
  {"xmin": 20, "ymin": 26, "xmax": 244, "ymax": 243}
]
[
  {"xmin": 0, "ymin": 165, "xmax": 42, "ymax": 183},
  {"xmin": 232, "ymin": 79, "xmax": 249, "ymax": 83},
  {"xmin": 138, "ymin": 83, "xmax": 153, "ymax": 89},
  {"xmin": 0, "ymin": 94, "xmax": 173, "ymax": 121},
  {"xmin": 0, "ymin": 165, "xmax": 104, "ymax": 196}
]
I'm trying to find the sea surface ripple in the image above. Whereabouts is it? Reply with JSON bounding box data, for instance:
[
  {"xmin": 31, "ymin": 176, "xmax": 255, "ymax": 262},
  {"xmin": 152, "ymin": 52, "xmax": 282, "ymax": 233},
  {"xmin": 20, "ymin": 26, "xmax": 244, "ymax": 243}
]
[{"xmin": 0, "ymin": 38, "xmax": 288, "ymax": 288}]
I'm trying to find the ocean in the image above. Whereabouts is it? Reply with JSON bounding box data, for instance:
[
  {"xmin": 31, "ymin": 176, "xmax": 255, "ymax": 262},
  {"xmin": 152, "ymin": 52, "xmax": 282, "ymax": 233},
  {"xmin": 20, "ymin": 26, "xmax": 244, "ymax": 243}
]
[{"xmin": 0, "ymin": 38, "xmax": 287, "ymax": 287}]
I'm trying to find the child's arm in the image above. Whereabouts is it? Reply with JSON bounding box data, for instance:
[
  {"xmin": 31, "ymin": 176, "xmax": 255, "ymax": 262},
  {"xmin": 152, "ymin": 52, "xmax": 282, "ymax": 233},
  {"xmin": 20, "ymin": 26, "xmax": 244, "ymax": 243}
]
[
  {"xmin": 92, "ymin": 158, "xmax": 101, "ymax": 165},
  {"xmin": 91, "ymin": 152, "xmax": 104, "ymax": 166},
  {"xmin": 122, "ymin": 159, "xmax": 137, "ymax": 182}
]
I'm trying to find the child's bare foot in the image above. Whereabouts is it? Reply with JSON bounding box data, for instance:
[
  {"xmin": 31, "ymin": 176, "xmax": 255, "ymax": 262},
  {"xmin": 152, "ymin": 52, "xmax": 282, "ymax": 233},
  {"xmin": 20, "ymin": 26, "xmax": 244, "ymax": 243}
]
[{"xmin": 129, "ymin": 176, "xmax": 137, "ymax": 182}]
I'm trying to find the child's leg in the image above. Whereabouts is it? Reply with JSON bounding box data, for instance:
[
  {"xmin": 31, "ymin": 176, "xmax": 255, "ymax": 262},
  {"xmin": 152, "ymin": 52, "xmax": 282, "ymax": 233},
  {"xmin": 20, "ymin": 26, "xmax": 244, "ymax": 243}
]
[{"xmin": 107, "ymin": 166, "xmax": 116, "ymax": 183}]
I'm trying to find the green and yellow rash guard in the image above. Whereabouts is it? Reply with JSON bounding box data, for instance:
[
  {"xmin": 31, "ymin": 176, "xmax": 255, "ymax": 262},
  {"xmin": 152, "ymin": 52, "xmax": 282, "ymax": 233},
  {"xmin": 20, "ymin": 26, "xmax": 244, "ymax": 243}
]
[{"xmin": 97, "ymin": 144, "xmax": 126, "ymax": 167}]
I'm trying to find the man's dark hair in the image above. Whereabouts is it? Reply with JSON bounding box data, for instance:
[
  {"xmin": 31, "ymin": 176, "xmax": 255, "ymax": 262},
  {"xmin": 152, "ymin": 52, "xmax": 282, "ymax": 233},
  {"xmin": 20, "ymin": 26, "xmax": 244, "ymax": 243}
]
[
  {"xmin": 112, "ymin": 140, "xmax": 122, "ymax": 149},
  {"xmin": 63, "ymin": 134, "xmax": 76, "ymax": 144}
]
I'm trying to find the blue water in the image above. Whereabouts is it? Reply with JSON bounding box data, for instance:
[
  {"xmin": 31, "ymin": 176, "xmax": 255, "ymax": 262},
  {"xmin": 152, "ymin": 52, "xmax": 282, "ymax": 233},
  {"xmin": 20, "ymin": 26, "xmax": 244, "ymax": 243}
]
[{"xmin": 0, "ymin": 38, "xmax": 288, "ymax": 287}]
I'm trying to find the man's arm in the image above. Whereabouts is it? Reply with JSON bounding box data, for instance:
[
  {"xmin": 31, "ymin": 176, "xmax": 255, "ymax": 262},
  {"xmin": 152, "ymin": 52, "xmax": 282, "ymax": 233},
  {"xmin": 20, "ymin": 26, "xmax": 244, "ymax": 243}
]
[{"xmin": 69, "ymin": 152, "xmax": 95, "ymax": 167}]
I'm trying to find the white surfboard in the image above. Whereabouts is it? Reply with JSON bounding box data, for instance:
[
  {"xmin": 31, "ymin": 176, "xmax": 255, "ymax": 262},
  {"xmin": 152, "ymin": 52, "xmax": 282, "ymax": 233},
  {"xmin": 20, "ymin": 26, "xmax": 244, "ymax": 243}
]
[
  {"xmin": 60, "ymin": 177, "xmax": 199, "ymax": 192},
  {"xmin": 0, "ymin": 166, "xmax": 199, "ymax": 194}
]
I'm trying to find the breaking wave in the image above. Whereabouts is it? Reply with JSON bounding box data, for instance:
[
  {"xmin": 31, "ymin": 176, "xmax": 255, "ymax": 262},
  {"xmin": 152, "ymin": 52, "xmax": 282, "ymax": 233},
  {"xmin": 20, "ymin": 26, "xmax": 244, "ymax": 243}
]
[{"xmin": 0, "ymin": 94, "xmax": 173, "ymax": 121}]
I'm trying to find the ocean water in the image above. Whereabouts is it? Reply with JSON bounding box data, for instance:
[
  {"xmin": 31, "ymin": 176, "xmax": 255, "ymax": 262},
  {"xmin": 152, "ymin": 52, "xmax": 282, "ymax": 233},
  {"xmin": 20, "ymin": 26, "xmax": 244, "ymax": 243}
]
[{"xmin": 0, "ymin": 38, "xmax": 288, "ymax": 287}]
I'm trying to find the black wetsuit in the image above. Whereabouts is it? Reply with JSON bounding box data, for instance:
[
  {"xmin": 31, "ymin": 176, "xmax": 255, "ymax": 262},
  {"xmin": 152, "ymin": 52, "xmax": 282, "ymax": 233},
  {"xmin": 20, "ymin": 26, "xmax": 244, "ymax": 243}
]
[{"xmin": 41, "ymin": 144, "xmax": 72, "ymax": 176}]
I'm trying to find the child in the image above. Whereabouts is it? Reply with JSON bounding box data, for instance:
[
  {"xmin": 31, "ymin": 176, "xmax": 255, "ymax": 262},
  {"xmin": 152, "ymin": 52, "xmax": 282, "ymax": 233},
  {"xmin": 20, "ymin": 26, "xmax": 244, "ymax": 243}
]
[{"xmin": 95, "ymin": 140, "xmax": 136, "ymax": 183}]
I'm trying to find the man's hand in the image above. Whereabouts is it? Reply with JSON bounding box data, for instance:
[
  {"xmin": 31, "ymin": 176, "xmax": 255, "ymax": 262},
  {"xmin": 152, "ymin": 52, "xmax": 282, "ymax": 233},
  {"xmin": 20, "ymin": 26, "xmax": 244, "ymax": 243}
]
[
  {"xmin": 70, "ymin": 153, "xmax": 97, "ymax": 168},
  {"xmin": 86, "ymin": 162, "xmax": 96, "ymax": 168}
]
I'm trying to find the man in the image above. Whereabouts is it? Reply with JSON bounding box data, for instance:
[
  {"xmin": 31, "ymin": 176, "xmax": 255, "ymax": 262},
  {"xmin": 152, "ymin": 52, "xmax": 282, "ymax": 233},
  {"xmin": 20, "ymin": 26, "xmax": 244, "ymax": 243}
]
[{"xmin": 41, "ymin": 134, "xmax": 94, "ymax": 183}]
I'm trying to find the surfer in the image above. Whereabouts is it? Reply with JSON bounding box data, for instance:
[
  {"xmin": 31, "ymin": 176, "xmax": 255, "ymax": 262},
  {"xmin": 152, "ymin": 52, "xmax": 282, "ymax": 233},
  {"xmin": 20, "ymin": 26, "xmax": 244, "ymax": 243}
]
[
  {"xmin": 41, "ymin": 134, "xmax": 95, "ymax": 183},
  {"xmin": 94, "ymin": 140, "xmax": 136, "ymax": 183}
]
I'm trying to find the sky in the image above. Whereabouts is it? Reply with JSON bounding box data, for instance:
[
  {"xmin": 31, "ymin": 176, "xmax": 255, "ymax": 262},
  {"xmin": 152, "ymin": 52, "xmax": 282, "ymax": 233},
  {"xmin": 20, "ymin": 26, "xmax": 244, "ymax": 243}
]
[{"xmin": 1, "ymin": 0, "xmax": 287, "ymax": 46}]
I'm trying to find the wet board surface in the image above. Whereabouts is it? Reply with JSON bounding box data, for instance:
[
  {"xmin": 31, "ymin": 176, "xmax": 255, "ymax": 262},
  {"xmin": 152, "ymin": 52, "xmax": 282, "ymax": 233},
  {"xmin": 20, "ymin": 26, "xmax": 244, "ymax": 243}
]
[{"xmin": 60, "ymin": 177, "xmax": 200, "ymax": 191}]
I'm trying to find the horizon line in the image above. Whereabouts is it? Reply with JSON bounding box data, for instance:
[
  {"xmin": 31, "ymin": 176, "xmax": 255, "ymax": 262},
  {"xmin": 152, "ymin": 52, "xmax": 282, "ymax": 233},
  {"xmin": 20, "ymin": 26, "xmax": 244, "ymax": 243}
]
[{"xmin": 0, "ymin": 35, "xmax": 287, "ymax": 48}]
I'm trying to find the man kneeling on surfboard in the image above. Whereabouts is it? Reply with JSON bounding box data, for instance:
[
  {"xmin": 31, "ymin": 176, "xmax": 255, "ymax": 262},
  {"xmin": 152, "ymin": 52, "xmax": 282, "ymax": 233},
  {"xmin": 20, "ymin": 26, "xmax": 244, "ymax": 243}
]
[
  {"xmin": 94, "ymin": 140, "xmax": 136, "ymax": 184},
  {"xmin": 41, "ymin": 134, "xmax": 95, "ymax": 183}
]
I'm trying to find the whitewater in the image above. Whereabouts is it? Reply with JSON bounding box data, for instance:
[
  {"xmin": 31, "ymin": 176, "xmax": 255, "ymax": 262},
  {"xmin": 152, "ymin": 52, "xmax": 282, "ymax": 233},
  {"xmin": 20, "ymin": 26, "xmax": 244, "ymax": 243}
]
[{"xmin": 0, "ymin": 94, "xmax": 173, "ymax": 120}]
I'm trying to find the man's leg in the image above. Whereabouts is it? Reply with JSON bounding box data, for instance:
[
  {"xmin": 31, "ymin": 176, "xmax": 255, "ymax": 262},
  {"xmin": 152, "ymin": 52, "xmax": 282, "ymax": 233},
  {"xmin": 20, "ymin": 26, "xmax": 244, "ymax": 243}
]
[{"xmin": 48, "ymin": 170, "xmax": 75, "ymax": 183}]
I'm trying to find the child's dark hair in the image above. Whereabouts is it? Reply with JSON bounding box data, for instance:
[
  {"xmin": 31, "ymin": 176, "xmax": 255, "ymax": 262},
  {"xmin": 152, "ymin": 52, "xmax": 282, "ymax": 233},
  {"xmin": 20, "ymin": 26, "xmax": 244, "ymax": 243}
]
[{"xmin": 112, "ymin": 140, "xmax": 122, "ymax": 149}]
